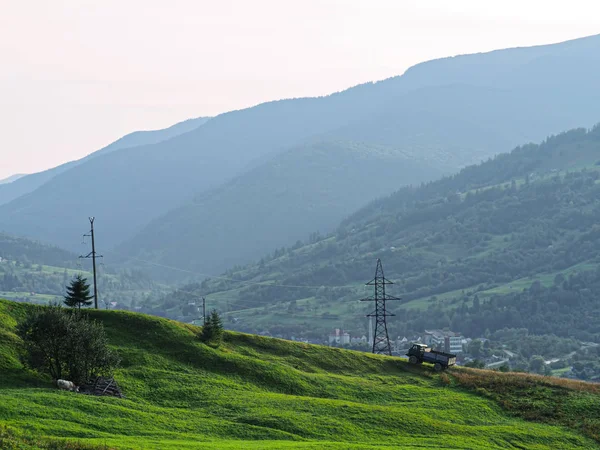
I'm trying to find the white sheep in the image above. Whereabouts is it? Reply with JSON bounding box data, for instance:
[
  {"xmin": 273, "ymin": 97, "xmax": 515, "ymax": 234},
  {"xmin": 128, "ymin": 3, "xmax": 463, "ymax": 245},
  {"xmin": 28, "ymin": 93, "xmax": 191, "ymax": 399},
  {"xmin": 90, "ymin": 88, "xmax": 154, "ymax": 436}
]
[{"xmin": 56, "ymin": 379, "xmax": 79, "ymax": 392}]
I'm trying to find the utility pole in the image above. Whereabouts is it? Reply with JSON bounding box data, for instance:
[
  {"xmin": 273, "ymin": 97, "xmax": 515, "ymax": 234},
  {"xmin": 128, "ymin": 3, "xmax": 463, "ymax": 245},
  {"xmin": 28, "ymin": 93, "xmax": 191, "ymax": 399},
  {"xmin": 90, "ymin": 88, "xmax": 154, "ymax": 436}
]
[
  {"xmin": 202, "ymin": 297, "xmax": 206, "ymax": 325},
  {"xmin": 360, "ymin": 259, "xmax": 401, "ymax": 355},
  {"xmin": 79, "ymin": 217, "xmax": 103, "ymax": 309}
]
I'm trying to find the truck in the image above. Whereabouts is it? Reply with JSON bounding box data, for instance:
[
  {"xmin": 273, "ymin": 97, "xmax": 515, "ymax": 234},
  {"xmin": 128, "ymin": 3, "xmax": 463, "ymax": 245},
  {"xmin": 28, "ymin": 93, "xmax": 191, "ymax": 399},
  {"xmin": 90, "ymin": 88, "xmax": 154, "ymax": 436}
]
[{"xmin": 406, "ymin": 343, "xmax": 456, "ymax": 371}]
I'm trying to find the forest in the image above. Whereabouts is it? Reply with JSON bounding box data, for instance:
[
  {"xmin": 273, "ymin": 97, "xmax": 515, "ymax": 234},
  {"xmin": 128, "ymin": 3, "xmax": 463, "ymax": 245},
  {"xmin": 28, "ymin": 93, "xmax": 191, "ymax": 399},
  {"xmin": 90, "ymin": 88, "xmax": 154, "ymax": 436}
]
[{"xmin": 149, "ymin": 126, "xmax": 600, "ymax": 352}]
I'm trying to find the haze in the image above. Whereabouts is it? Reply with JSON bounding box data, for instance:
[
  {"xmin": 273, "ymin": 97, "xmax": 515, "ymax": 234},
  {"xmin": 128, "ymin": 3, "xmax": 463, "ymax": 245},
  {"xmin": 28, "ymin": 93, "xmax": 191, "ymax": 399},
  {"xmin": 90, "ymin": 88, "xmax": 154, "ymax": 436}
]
[{"xmin": 0, "ymin": 0, "xmax": 598, "ymax": 179}]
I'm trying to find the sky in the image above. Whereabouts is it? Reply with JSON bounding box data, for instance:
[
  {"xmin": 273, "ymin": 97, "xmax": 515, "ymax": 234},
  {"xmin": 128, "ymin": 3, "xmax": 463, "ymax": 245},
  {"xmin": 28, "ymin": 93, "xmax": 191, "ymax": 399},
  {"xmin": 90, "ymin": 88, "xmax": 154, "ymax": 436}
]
[{"xmin": 0, "ymin": 0, "xmax": 599, "ymax": 180}]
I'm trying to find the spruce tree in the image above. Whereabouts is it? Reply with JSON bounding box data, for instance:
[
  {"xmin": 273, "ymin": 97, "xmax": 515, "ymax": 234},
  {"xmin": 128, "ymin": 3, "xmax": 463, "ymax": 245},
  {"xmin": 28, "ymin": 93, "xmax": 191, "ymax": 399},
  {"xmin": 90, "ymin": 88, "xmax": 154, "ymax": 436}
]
[
  {"xmin": 201, "ymin": 309, "xmax": 224, "ymax": 346},
  {"xmin": 64, "ymin": 274, "xmax": 93, "ymax": 309}
]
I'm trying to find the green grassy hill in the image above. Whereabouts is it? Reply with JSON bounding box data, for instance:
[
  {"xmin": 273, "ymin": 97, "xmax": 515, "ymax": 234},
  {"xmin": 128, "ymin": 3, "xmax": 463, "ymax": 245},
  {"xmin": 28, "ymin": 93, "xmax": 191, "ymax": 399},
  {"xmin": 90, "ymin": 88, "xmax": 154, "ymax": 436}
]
[{"xmin": 1, "ymin": 299, "xmax": 599, "ymax": 449}]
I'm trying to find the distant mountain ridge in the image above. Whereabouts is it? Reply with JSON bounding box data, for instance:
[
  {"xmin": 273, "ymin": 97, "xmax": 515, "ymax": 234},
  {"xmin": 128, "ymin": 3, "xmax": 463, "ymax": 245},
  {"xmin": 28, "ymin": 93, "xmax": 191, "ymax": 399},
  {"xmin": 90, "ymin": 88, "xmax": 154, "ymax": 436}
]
[
  {"xmin": 0, "ymin": 174, "xmax": 26, "ymax": 185},
  {"xmin": 1, "ymin": 34, "xmax": 600, "ymax": 275},
  {"xmin": 0, "ymin": 116, "xmax": 210, "ymax": 207}
]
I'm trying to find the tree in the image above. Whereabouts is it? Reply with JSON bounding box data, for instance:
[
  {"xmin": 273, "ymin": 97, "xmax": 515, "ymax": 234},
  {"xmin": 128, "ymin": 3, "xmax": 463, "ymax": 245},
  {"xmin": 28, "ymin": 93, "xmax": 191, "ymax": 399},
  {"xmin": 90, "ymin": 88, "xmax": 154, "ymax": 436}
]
[
  {"xmin": 468, "ymin": 339, "xmax": 482, "ymax": 358},
  {"xmin": 17, "ymin": 305, "xmax": 119, "ymax": 384},
  {"xmin": 201, "ymin": 309, "xmax": 224, "ymax": 346},
  {"xmin": 64, "ymin": 274, "xmax": 93, "ymax": 309},
  {"xmin": 465, "ymin": 359, "xmax": 485, "ymax": 369},
  {"xmin": 529, "ymin": 355, "xmax": 546, "ymax": 374}
]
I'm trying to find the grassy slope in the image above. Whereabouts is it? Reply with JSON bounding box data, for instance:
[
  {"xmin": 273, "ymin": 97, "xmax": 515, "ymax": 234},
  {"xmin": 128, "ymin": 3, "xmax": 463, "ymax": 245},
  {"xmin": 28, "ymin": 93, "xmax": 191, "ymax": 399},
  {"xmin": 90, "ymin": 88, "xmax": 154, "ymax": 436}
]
[{"xmin": 0, "ymin": 300, "xmax": 599, "ymax": 449}]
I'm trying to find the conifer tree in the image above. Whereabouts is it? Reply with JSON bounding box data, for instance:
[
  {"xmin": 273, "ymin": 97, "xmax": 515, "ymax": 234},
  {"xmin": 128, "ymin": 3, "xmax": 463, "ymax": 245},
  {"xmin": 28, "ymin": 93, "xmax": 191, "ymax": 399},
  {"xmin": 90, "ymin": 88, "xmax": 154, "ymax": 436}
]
[
  {"xmin": 201, "ymin": 309, "xmax": 224, "ymax": 346},
  {"xmin": 64, "ymin": 274, "xmax": 93, "ymax": 309}
]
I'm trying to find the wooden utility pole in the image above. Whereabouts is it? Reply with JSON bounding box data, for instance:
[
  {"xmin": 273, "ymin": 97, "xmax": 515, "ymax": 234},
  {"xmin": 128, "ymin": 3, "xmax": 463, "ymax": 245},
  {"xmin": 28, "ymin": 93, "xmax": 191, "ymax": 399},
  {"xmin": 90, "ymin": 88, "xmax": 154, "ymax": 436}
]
[{"xmin": 80, "ymin": 217, "xmax": 103, "ymax": 309}]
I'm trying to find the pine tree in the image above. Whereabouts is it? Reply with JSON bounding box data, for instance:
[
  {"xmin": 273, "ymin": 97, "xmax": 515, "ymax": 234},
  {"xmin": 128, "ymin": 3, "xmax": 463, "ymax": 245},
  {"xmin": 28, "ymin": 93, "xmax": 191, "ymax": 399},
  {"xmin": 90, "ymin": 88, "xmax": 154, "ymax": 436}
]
[
  {"xmin": 64, "ymin": 274, "xmax": 93, "ymax": 309},
  {"xmin": 201, "ymin": 309, "xmax": 224, "ymax": 346}
]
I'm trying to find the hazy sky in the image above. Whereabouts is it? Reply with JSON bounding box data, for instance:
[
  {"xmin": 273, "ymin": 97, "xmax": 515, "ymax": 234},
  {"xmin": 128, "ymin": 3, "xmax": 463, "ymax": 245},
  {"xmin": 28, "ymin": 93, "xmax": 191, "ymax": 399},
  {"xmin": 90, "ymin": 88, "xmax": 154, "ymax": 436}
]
[{"xmin": 1, "ymin": 1, "xmax": 598, "ymax": 179}]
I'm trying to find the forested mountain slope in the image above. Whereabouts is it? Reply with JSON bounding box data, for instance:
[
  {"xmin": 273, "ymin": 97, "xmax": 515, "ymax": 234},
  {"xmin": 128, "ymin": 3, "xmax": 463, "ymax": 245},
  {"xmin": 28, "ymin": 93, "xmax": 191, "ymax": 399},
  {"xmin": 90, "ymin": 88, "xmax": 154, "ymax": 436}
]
[
  {"xmin": 118, "ymin": 141, "xmax": 445, "ymax": 278},
  {"xmin": 0, "ymin": 232, "xmax": 167, "ymax": 308},
  {"xmin": 0, "ymin": 116, "xmax": 209, "ymax": 207},
  {"xmin": 1, "ymin": 299, "xmax": 599, "ymax": 449},
  {"xmin": 0, "ymin": 232, "xmax": 76, "ymax": 268},
  {"xmin": 170, "ymin": 126, "xmax": 600, "ymax": 343},
  {"xmin": 2, "ymin": 34, "xmax": 600, "ymax": 260}
]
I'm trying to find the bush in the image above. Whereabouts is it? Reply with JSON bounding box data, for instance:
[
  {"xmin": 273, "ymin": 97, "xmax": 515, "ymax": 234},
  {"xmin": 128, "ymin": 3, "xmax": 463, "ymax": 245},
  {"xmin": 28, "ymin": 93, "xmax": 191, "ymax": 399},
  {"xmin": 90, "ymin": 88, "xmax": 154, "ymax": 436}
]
[
  {"xmin": 17, "ymin": 305, "xmax": 119, "ymax": 385},
  {"xmin": 464, "ymin": 359, "xmax": 485, "ymax": 369}
]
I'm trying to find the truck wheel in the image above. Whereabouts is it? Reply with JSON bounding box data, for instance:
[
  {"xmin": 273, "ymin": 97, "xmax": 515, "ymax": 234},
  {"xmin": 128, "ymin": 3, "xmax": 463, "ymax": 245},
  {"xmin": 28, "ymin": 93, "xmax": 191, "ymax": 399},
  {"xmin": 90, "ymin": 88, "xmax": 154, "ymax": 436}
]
[
  {"xmin": 434, "ymin": 363, "xmax": 443, "ymax": 372},
  {"xmin": 409, "ymin": 356, "xmax": 418, "ymax": 364}
]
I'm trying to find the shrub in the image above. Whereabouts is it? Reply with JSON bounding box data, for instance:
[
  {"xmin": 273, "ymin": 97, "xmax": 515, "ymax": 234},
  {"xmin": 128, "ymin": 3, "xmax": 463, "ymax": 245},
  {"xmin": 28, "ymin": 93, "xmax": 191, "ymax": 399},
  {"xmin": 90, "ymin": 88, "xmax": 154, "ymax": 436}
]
[{"xmin": 17, "ymin": 305, "xmax": 119, "ymax": 384}]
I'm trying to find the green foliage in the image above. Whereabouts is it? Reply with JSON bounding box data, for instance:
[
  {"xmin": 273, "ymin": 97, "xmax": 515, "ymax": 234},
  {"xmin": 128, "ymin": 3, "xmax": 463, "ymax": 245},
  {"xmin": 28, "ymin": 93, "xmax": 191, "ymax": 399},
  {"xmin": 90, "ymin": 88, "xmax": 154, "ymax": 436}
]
[
  {"xmin": 170, "ymin": 126, "xmax": 600, "ymax": 350},
  {"xmin": 0, "ymin": 232, "xmax": 76, "ymax": 268},
  {"xmin": 64, "ymin": 275, "xmax": 93, "ymax": 309},
  {"xmin": 200, "ymin": 309, "xmax": 224, "ymax": 347},
  {"xmin": 464, "ymin": 359, "xmax": 485, "ymax": 369},
  {"xmin": 529, "ymin": 355, "xmax": 546, "ymax": 374},
  {"xmin": 0, "ymin": 233, "xmax": 170, "ymax": 313},
  {"xmin": 17, "ymin": 305, "xmax": 119, "ymax": 384},
  {"xmin": 468, "ymin": 339, "xmax": 482, "ymax": 358}
]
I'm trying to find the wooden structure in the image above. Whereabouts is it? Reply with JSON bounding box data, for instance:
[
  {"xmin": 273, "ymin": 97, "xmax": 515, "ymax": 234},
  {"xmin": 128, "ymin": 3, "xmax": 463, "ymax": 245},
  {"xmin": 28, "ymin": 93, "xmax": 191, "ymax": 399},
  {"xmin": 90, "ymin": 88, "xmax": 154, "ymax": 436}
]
[{"xmin": 79, "ymin": 376, "xmax": 125, "ymax": 398}]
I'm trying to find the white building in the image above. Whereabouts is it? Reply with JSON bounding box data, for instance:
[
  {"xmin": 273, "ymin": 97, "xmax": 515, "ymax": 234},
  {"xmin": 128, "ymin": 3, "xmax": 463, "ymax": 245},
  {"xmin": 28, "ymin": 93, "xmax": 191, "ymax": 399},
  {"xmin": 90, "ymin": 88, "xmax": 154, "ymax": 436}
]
[
  {"xmin": 340, "ymin": 332, "xmax": 350, "ymax": 345},
  {"xmin": 328, "ymin": 329, "xmax": 351, "ymax": 346},
  {"xmin": 423, "ymin": 330, "xmax": 464, "ymax": 354}
]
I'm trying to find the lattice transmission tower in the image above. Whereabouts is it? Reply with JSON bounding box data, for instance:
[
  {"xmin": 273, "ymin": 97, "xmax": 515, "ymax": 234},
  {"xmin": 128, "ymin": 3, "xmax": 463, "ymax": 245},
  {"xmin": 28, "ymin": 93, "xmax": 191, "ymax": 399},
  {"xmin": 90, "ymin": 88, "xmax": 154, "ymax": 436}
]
[{"xmin": 361, "ymin": 259, "xmax": 401, "ymax": 355}]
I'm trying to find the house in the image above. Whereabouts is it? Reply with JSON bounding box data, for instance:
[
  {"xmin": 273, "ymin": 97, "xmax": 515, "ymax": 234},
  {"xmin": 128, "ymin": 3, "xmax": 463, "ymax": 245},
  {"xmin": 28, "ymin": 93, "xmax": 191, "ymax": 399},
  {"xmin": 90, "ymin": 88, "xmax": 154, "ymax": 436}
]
[{"xmin": 351, "ymin": 335, "xmax": 368, "ymax": 345}]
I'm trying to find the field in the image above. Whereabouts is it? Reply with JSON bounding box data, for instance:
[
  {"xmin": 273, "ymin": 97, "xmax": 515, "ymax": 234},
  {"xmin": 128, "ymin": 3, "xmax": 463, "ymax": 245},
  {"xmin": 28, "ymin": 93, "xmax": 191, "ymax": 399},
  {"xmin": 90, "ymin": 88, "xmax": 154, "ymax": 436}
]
[{"xmin": 1, "ymin": 299, "xmax": 599, "ymax": 449}]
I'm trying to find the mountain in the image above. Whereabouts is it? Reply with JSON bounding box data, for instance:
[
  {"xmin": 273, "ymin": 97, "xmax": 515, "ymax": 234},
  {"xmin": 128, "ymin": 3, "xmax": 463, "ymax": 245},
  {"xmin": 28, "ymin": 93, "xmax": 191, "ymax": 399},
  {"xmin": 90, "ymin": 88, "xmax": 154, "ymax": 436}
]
[
  {"xmin": 113, "ymin": 34, "xmax": 600, "ymax": 277},
  {"xmin": 1, "ymin": 298, "xmax": 599, "ymax": 448},
  {"xmin": 2, "ymin": 34, "xmax": 600, "ymax": 266},
  {"xmin": 0, "ymin": 174, "xmax": 26, "ymax": 185},
  {"xmin": 0, "ymin": 232, "xmax": 77, "ymax": 268},
  {"xmin": 0, "ymin": 116, "xmax": 210, "ymax": 207},
  {"xmin": 117, "ymin": 140, "xmax": 446, "ymax": 278},
  {"xmin": 169, "ymin": 126, "xmax": 600, "ymax": 350}
]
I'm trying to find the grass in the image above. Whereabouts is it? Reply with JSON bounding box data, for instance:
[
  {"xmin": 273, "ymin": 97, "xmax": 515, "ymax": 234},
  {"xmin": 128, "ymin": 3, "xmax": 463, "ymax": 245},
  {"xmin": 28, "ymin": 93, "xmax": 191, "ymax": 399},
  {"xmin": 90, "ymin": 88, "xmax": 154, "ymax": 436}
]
[{"xmin": 1, "ymin": 299, "xmax": 599, "ymax": 449}]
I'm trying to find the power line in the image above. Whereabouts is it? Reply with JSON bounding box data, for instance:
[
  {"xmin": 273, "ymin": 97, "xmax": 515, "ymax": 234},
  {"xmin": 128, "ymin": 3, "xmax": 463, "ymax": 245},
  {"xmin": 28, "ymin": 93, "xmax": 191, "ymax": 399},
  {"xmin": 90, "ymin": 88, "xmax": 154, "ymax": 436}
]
[
  {"xmin": 79, "ymin": 217, "xmax": 103, "ymax": 309},
  {"xmin": 360, "ymin": 259, "xmax": 401, "ymax": 356}
]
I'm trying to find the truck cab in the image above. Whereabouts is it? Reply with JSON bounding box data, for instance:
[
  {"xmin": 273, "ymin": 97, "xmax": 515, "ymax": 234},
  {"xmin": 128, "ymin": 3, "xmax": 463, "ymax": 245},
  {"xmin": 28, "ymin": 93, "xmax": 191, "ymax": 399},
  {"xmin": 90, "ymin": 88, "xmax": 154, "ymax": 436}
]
[{"xmin": 407, "ymin": 343, "xmax": 429, "ymax": 358}]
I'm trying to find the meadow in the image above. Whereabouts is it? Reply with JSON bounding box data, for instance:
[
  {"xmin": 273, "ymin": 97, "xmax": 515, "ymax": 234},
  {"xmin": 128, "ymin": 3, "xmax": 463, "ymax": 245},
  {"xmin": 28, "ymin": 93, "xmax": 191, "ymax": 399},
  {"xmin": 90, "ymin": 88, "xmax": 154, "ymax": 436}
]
[{"xmin": 0, "ymin": 299, "xmax": 599, "ymax": 449}]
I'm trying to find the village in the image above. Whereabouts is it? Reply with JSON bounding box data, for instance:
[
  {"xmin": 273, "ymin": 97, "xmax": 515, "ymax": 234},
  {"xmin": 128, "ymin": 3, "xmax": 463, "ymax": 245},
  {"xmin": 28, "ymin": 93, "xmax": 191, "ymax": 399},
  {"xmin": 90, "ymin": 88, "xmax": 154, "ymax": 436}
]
[{"xmin": 303, "ymin": 327, "xmax": 595, "ymax": 377}]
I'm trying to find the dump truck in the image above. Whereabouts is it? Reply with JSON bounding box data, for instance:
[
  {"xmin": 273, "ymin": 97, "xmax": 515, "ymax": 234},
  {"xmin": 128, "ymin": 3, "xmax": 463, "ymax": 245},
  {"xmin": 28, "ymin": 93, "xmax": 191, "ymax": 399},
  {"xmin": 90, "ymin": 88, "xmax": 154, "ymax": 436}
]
[{"xmin": 406, "ymin": 343, "xmax": 456, "ymax": 371}]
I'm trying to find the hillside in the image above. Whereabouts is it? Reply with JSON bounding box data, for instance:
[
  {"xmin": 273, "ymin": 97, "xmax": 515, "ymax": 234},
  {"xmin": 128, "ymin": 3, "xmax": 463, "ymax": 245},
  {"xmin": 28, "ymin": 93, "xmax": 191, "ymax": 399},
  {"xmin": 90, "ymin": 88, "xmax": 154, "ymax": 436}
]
[
  {"xmin": 0, "ymin": 232, "xmax": 168, "ymax": 309},
  {"xmin": 118, "ymin": 141, "xmax": 445, "ymax": 278},
  {"xmin": 1, "ymin": 299, "xmax": 599, "ymax": 449},
  {"xmin": 165, "ymin": 126, "xmax": 600, "ymax": 346},
  {"xmin": 0, "ymin": 232, "xmax": 77, "ymax": 268},
  {"xmin": 0, "ymin": 116, "xmax": 209, "ymax": 207},
  {"xmin": 2, "ymin": 34, "xmax": 600, "ymax": 263}
]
